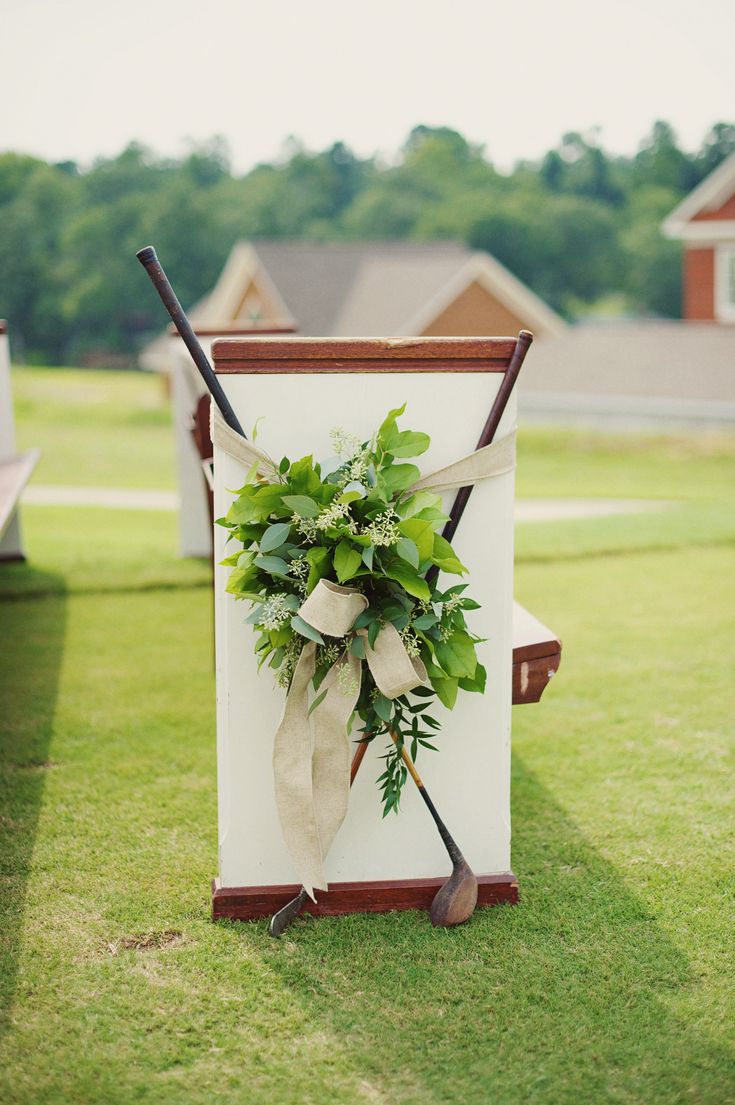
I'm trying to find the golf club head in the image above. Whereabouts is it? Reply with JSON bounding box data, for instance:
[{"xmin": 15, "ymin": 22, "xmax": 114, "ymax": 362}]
[
  {"xmin": 268, "ymin": 888, "xmax": 310, "ymax": 938},
  {"xmin": 429, "ymin": 860, "xmax": 478, "ymax": 927}
]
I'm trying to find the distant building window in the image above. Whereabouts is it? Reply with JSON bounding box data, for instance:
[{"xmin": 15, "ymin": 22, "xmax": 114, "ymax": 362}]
[{"xmin": 715, "ymin": 247, "xmax": 735, "ymax": 321}]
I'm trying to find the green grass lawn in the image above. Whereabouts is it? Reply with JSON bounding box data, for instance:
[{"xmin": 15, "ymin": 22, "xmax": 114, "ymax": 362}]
[
  {"xmin": 12, "ymin": 366, "xmax": 176, "ymax": 489},
  {"xmin": 1, "ymin": 369, "xmax": 734, "ymax": 1103}
]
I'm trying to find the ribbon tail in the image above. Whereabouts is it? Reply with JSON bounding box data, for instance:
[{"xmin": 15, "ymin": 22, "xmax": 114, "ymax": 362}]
[
  {"xmin": 211, "ymin": 405, "xmax": 278, "ymax": 478},
  {"xmin": 272, "ymin": 642, "xmax": 325, "ymax": 901},
  {"xmin": 311, "ymin": 654, "xmax": 363, "ymax": 862}
]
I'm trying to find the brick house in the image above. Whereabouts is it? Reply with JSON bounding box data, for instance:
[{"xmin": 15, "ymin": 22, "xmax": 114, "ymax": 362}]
[{"xmin": 663, "ymin": 151, "xmax": 735, "ymax": 323}]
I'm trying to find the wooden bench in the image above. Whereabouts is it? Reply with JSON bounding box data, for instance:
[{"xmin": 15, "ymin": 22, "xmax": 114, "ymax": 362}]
[
  {"xmin": 512, "ymin": 602, "xmax": 561, "ymax": 704},
  {"xmin": 0, "ymin": 321, "xmax": 39, "ymax": 561}
]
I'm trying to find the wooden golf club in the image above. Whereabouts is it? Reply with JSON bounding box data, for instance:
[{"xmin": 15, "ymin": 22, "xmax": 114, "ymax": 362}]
[
  {"xmin": 270, "ymin": 331, "xmax": 533, "ymax": 935},
  {"xmin": 389, "ymin": 732, "xmax": 477, "ymax": 926}
]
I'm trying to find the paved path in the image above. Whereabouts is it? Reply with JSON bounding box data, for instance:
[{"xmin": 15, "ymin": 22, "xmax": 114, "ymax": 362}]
[
  {"xmin": 23, "ymin": 484, "xmax": 672, "ymax": 522},
  {"xmin": 22, "ymin": 485, "xmax": 180, "ymax": 511},
  {"xmin": 514, "ymin": 498, "xmax": 670, "ymax": 522}
]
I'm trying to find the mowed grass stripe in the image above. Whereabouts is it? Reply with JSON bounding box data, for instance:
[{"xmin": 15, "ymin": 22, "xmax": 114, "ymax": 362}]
[{"xmin": 1, "ymin": 544, "xmax": 733, "ymax": 1104}]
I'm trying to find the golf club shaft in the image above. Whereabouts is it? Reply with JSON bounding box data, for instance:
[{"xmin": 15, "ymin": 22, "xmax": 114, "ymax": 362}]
[
  {"xmin": 441, "ymin": 329, "xmax": 532, "ymax": 545},
  {"xmin": 390, "ymin": 733, "xmax": 465, "ymax": 867},
  {"xmin": 136, "ymin": 245, "xmax": 246, "ymax": 438}
]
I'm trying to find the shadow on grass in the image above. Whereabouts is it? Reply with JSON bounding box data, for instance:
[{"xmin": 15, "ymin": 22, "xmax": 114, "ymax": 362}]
[
  {"xmin": 219, "ymin": 753, "xmax": 732, "ymax": 1104},
  {"xmin": 0, "ymin": 570, "xmax": 67, "ymax": 1036}
]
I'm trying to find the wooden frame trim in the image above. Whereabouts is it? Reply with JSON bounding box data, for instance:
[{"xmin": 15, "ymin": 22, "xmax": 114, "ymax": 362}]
[
  {"xmin": 213, "ymin": 336, "xmax": 517, "ymax": 374},
  {"xmin": 212, "ymin": 872, "xmax": 518, "ymax": 921}
]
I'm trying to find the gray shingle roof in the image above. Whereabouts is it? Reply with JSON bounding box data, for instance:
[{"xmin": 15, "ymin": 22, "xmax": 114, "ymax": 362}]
[
  {"xmin": 522, "ymin": 321, "xmax": 735, "ymax": 401},
  {"xmin": 249, "ymin": 241, "xmax": 474, "ymax": 335}
]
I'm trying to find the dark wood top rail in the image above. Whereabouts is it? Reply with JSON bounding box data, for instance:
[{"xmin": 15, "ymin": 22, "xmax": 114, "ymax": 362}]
[{"xmin": 212, "ymin": 336, "xmax": 518, "ymax": 374}]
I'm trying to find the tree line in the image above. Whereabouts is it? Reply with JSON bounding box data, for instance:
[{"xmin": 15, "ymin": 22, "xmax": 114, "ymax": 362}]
[{"xmin": 1, "ymin": 120, "xmax": 733, "ymax": 364}]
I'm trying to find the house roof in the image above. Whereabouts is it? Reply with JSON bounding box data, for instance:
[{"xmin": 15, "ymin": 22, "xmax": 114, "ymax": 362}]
[
  {"xmin": 520, "ymin": 320, "xmax": 735, "ymax": 407},
  {"xmin": 663, "ymin": 151, "xmax": 735, "ymax": 242},
  {"xmin": 202, "ymin": 240, "xmax": 566, "ymax": 337}
]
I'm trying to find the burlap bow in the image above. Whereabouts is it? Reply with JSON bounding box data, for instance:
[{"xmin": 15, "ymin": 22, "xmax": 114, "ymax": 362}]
[{"xmin": 212, "ymin": 407, "xmax": 516, "ymax": 895}]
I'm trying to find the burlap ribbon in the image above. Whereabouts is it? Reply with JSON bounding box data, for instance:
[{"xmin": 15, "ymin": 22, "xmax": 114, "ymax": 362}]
[
  {"xmin": 211, "ymin": 407, "xmax": 515, "ymax": 495},
  {"xmin": 212, "ymin": 406, "xmax": 516, "ymax": 894},
  {"xmin": 272, "ymin": 579, "xmax": 428, "ymax": 898}
]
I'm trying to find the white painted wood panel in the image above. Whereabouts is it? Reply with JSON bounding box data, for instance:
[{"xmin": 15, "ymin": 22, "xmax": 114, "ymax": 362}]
[{"xmin": 213, "ymin": 369, "xmax": 515, "ymax": 888}]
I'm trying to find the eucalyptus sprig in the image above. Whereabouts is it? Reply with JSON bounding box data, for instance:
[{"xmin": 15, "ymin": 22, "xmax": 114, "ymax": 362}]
[{"xmin": 218, "ymin": 404, "xmax": 486, "ymax": 815}]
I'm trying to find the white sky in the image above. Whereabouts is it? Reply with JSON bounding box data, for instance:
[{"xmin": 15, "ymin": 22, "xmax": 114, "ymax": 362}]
[{"xmin": 1, "ymin": 0, "xmax": 733, "ymax": 173}]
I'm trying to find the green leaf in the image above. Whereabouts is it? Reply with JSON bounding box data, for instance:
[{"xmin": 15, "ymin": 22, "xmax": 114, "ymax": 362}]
[
  {"xmin": 434, "ymin": 630, "xmax": 477, "ymax": 679},
  {"xmin": 349, "ymin": 636, "xmax": 366, "ymax": 659},
  {"xmin": 279, "ymin": 456, "xmax": 290, "ymax": 474},
  {"xmin": 413, "ymin": 507, "xmax": 450, "ymax": 524},
  {"xmin": 368, "ymin": 620, "xmax": 381, "ymax": 649},
  {"xmin": 431, "ymin": 674, "xmax": 459, "ymax": 709},
  {"xmin": 347, "ymin": 531, "xmax": 371, "ymax": 547},
  {"xmin": 305, "ymin": 546, "xmax": 331, "ymax": 593},
  {"xmin": 362, "ymin": 545, "xmax": 375, "ymax": 571},
  {"xmin": 307, "ymin": 688, "xmax": 329, "ymax": 716},
  {"xmin": 334, "ymin": 540, "xmax": 362, "ymax": 583},
  {"xmin": 290, "ymin": 615, "xmax": 325, "ymax": 645},
  {"xmin": 289, "ymin": 456, "xmax": 322, "ymax": 495},
  {"xmin": 395, "ymin": 537, "xmax": 419, "ymax": 569},
  {"xmin": 259, "ymin": 522, "xmax": 292, "ymax": 553},
  {"xmin": 431, "ymin": 533, "xmax": 467, "ymax": 575},
  {"xmin": 397, "ymin": 490, "xmax": 443, "ymax": 520},
  {"xmin": 373, "ymin": 694, "xmax": 392, "ymax": 722},
  {"xmin": 380, "ymin": 463, "xmax": 420, "ymax": 497},
  {"xmin": 382, "ymin": 562, "xmax": 431, "ymax": 602},
  {"xmin": 225, "ymin": 494, "xmax": 259, "ymax": 526},
  {"xmin": 386, "ymin": 430, "xmax": 430, "ymax": 458},
  {"xmin": 413, "ymin": 612, "xmax": 439, "ymax": 630},
  {"xmin": 459, "ymin": 662, "xmax": 487, "ymax": 694},
  {"xmin": 282, "ymin": 494, "xmax": 320, "ymax": 518},
  {"xmin": 225, "ymin": 565, "xmax": 259, "ymax": 596},
  {"xmin": 338, "ymin": 490, "xmax": 364, "ymax": 504},
  {"xmin": 377, "ymin": 403, "xmax": 406, "ymax": 448},
  {"xmin": 397, "ymin": 517, "xmax": 435, "ymax": 561},
  {"xmin": 253, "ymin": 554, "xmax": 291, "ymax": 578}
]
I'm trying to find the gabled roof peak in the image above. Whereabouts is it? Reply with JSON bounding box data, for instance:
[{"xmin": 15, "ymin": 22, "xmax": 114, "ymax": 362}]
[{"xmin": 663, "ymin": 150, "xmax": 735, "ymax": 240}]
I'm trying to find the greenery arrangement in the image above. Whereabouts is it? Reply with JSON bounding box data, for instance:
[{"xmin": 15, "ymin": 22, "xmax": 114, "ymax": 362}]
[{"xmin": 219, "ymin": 405, "xmax": 486, "ymax": 815}]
